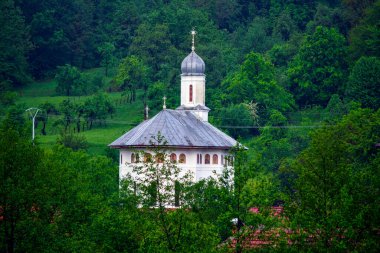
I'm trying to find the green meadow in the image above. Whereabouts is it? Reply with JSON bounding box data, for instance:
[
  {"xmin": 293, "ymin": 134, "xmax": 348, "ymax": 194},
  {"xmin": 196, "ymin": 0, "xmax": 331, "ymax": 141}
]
[{"xmin": 18, "ymin": 68, "xmax": 144, "ymax": 155}]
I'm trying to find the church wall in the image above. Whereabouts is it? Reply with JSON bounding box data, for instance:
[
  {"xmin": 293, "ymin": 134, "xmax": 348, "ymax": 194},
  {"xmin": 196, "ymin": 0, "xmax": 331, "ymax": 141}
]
[{"xmin": 118, "ymin": 148, "xmax": 232, "ymax": 183}]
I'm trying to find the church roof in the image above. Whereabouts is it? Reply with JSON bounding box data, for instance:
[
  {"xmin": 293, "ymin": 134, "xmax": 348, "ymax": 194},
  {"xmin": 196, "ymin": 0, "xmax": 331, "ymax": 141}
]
[
  {"xmin": 181, "ymin": 51, "xmax": 205, "ymax": 75},
  {"xmin": 109, "ymin": 109, "xmax": 237, "ymax": 149}
]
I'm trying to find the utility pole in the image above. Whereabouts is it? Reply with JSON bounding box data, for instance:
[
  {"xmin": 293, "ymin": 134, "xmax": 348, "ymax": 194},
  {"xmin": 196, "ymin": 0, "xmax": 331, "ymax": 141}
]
[{"xmin": 26, "ymin": 108, "xmax": 40, "ymax": 143}]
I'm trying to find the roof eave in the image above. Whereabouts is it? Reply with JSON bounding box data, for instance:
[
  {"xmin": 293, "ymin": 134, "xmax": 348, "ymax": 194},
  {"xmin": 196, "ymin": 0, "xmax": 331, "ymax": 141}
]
[{"xmin": 108, "ymin": 144, "xmax": 236, "ymax": 150}]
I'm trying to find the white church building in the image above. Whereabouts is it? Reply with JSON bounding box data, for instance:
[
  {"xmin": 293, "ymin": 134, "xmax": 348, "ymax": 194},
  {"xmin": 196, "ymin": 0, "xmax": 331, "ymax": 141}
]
[{"xmin": 109, "ymin": 31, "xmax": 237, "ymax": 183}]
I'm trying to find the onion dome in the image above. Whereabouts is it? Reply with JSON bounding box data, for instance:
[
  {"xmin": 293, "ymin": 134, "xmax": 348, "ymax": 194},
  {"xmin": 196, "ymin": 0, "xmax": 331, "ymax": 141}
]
[{"xmin": 181, "ymin": 51, "xmax": 205, "ymax": 75}]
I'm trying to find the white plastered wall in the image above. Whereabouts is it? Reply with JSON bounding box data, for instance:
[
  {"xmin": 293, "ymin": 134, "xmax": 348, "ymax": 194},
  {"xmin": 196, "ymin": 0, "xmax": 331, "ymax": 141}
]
[
  {"xmin": 118, "ymin": 148, "xmax": 232, "ymax": 183},
  {"xmin": 180, "ymin": 75, "xmax": 205, "ymax": 107}
]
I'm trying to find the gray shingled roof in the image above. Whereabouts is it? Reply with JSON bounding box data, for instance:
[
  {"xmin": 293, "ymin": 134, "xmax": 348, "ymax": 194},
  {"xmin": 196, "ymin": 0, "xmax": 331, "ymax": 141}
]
[{"xmin": 109, "ymin": 109, "xmax": 237, "ymax": 149}]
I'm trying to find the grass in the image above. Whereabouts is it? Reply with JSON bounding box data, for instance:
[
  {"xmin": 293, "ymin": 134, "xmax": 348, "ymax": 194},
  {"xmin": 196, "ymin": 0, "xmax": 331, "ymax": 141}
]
[{"xmin": 18, "ymin": 67, "xmax": 145, "ymax": 156}]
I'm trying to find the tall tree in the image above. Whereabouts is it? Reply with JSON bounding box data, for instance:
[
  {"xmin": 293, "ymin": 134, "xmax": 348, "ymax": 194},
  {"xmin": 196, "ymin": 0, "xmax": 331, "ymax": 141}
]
[
  {"xmin": 223, "ymin": 51, "xmax": 294, "ymax": 122},
  {"xmin": 116, "ymin": 56, "xmax": 150, "ymax": 104},
  {"xmin": 0, "ymin": 107, "xmax": 43, "ymax": 253},
  {"xmin": 0, "ymin": 0, "xmax": 32, "ymax": 88},
  {"xmin": 97, "ymin": 42, "xmax": 116, "ymax": 76},
  {"xmin": 288, "ymin": 26, "xmax": 348, "ymax": 106},
  {"xmin": 129, "ymin": 23, "xmax": 179, "ymax": 82},
  {"xmin": 349, "ymin": 0, "xmax": 380, "ymax": 60},
  {"xmin": 55, "ymin": 64, "xmax": 82, "ymax": 96},
  {"xmin": 128, "ymin": 134, "xmax": 218, "ymax": 252},
  {"xmin": 346, "ymin": 56, "xmax": 380, "ymax": 109},
  {"xmin": 285, "ymin": 108, "xmax": 380, "ymax": 251}
]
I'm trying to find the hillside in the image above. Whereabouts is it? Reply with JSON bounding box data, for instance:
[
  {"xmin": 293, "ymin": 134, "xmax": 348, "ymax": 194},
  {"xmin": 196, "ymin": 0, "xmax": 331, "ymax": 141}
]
[{"xmin": 17, "ymin": 67, "xmax": 144, "ymax": 155}]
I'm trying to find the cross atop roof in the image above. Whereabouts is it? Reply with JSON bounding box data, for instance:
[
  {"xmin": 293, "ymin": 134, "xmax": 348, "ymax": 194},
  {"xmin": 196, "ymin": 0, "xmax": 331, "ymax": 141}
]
[{"xmin": 191, "ymin": 28, "xmax": 196, "ymax": 52}]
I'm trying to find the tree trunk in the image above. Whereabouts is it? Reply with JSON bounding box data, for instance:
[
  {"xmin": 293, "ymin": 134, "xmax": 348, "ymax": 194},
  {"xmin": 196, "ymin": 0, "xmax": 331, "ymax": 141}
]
[
  {"xmin": 41, "ymin": 120, "xmax": 47, "ymax": 135},
  {"xmin": 76, "ymin": 120, "xmax": 80, "ymax": 133}
]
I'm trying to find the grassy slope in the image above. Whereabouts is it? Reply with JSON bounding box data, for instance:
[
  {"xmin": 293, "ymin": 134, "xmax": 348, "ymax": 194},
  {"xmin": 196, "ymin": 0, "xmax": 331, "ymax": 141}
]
[{"xmin": 19, "ymin": 68, "xmax": 145, "ymax": 155}]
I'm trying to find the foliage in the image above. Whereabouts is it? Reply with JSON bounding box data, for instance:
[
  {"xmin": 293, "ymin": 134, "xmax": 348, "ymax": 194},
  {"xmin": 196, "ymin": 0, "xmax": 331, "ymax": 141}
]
[
  {"xmin": 129, "ymin": 23, "xmax": 179, "ymax": 81},
  {"xmin": 288, "ymin": 26, "xmax": 348, "ymax": 106},
  {"xmin": 147, "ymin": 81, "xmax": 168, "ymax": 112},
  {"xmin": 82, "ymin": 93, "xmax": 115, "ymax": 129},
  {"xmin": 215, "ymin": 103, "xmax": 255, "ymax": 139},
  {"xmin": 223, "ymin": 51, "xmax": 294, "ymax": 122},
  {"xmin": 0, "ymin": 81, "xmax": 17, "ymax": 107},
  {"xmin": 283, "ymin": 108, "xmax": 380, "ymax": 251},
  {"xmin": 37, "ymin": 102, "xmax": 57, "ymax": 135},
  {"xmin": 0, "ymin": 110, "xmax": 44, "ymax": 252},
  {"xmin": 116, "ymin": 55, "xmax": 150, "ymax": 104},
  {"xmin": 55, "ymin": 64, "xmax": 83, "ymax": 96},
  {"xmin": 0, "ymin": 0, "xmax": 32, "ymax": 87},
  {"xmin": 97, "ymin": 42, "xmax": 116, "ymax": 77},
  {"xmin": 124, "ymin": 133, "xmax": 219, "ymax": 252},
  {"xmin": 349, "ymin": 0, "xmax": 380, "ymax": 60},
  {"xmin": 346, "ymin": 56, "xmax": 380, "ymax": 109},
  {"xmin": 57, "ymin": 131, "xmax": 89, "ymax": 151}
]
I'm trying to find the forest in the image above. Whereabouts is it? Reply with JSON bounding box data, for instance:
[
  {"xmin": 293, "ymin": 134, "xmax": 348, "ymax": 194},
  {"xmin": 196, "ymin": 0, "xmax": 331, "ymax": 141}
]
[{"xmin": 0, "ymin": 0, "xmax": 379, "ymax": 252}]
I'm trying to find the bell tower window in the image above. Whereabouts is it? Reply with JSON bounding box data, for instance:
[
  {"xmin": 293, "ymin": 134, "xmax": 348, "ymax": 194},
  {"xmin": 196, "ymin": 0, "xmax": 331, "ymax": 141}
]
[{"xmin": 189, "ymin": 85, "xmax": 193, "ymax": 102}]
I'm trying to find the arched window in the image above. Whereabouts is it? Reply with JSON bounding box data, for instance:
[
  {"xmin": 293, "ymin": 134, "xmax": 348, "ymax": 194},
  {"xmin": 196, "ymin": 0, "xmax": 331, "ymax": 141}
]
[
  {"xmin": 131, "ymin": 153, "xmax": 135, "ymax": 163},
  {"xmin": 144, "ymin": 153, "xmax": 152, "ymax": 162},
  {"xmin": 135, "ymin": 153, "xmax": 140, "ymax": 163},
  {"xmin": 179, "ymin": 153, "xmax": 186, "ymax": 163},
  {"xmin": 170, "ymin": 153, "xmax": 177, "ymax": 163},
  {"xmin": 189, "ymin": 85, "xmax": 193, "ymax": 102},
  {"xmin": 205, "ymin": 154, "xmax": 210, "ymax": 164},
  {"xmin": 199, "ymin": 154, "xmax": 202, "ymax": 164},
  {"xmin": 212, "ymin": 154, "xmax": 218, "ymax": 164},
  {"xmin": 155, "ymin": 153, "xmax": 164, "ymax": 163}
]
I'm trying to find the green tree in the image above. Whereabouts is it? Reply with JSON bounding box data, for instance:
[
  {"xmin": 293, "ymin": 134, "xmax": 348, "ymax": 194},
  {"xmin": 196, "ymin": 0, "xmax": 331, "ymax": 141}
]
[
  {"xmin": 284, "ymin": 108, "xmax": 380, "ymax": 251},
  {"xmin": 57, "ymin": 131, "xmax": 88, "ymax": 151},
  {"xmin": 346, "ymin": 56, "xmax": 380, "ymax": 109},
  {"xmin": 215, "ymin": 103, "xmax": 255, "ymax": 139},
  {"xmin": 55, "ymin": 64, "xmax": 82, "ymax": 96},
  {"xmin": 116, "ymin": 56, "xmax": 150, "ymax": 104},
  {"xmin": 37, "ymin": 102, "xmax": 57, "ymax": 135},
  {"xmin": 273, "ymin": 10, "xmax": 297, "ymax": 41},
  {"xmin": 288, "ymin": 26, "xmax": 348, "ymax": 106},
  {"xmin": 0, "ymin": 107, "xmax": 45, "ymax": 252},
  {"xmin": 97, "ymin": 42, "xmax": 116, "ymax": 76},
  {"xmin": 83, "ymin": 93, "xmax": 115, "ymax": 129},
  {"xmin": 59, "ymin": 99, "xmax": 76, "ymax": 131},
  {"xmin": 0, "ymin": 0, "xmax": 32, "ymax": 88},
  {"xmin": 128, "ymin": 134, "xmax": 218, "ymax": 252},
  {"xmin": 130, "ymin": 23, "xmax": 173, "ymax": 72},
  {"xmin": 147, "ymin": 81, "xmax": 168, "ymax": 112},
  {"xmin": 0, "ymin": 81, "xmax": 17, "ymax": 108},
  {"xmin": 223, "ymin": 51, "xmax": 294, "ymax": 122},
  {"xmin": 348, "ymin": 0, "xmax": 380, "ymax": 59}
]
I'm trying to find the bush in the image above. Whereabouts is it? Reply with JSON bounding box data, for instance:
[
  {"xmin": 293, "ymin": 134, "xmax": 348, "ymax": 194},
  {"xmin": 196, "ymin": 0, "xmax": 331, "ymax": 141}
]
[{"xmin": 57, "ymin": 131, "xmax": 88, "ymax": 151}]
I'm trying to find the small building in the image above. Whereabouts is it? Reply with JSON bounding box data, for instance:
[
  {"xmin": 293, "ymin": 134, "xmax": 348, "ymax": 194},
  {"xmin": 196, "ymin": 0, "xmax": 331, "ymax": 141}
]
[{"xmin": 109, "ymin": 30, "xmax": 238, "ymax": 182}]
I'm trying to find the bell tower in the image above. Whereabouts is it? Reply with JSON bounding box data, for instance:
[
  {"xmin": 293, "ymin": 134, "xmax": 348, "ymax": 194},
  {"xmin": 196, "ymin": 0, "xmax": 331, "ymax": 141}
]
[{"xmin": 178, "ymin": 29, "xmax": 209, "ymax": 121}]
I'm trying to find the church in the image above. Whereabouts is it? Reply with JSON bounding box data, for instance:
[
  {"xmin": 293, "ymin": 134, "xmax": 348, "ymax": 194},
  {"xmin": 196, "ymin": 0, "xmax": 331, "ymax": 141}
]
[{"xmin": 109, "ymin": 30, "xmax": 238, "ymax": 183}]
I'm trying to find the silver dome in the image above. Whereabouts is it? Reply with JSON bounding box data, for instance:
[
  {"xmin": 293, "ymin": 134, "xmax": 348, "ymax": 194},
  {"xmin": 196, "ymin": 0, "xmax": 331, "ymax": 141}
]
[{"xmin": 181, "ymin": 51, "xmax": 205, "ymax": 75}]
